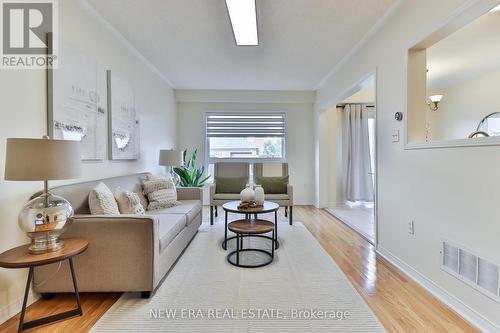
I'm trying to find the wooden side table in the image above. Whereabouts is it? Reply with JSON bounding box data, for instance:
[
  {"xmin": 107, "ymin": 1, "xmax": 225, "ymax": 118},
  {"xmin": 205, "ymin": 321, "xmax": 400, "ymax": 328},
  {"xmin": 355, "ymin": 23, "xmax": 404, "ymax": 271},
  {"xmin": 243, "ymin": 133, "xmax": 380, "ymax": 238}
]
[
  {"xmin": 0, "ymin": 238, "xmax": 88, "ymax": 333},
  {"xmin": 227, "ymin": 219, "xmax": 275, "ymax": 268},
  {"xmin": 222, "ymin": 201, "xmax": 280, "ymax": 250}
]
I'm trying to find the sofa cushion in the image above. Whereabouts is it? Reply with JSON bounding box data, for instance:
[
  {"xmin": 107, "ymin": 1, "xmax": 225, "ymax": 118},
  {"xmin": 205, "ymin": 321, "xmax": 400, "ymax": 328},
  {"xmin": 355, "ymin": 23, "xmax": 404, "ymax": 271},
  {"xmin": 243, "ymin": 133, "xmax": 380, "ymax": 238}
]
[
  {"xmin": 148, "ymin": 200, "xmax": 201, "ymax": 226},
  {"xmin": 265, "ymin": 194, "xmax": 290, "ymax": 200},
  {"xmin": 156, "ymin": 214, "xmax": 186, "ymax": 253},
  {"xmin": 213, "ymin": 193, "xmax": 241, "ymax": 200}
]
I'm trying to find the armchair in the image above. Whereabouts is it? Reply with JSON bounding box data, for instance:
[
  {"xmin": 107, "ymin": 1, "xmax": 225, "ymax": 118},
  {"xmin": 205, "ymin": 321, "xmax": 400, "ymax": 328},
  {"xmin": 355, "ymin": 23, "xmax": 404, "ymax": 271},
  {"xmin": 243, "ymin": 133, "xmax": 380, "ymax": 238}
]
[
  {"xmin": 253, "ymin": 163, "xmax": 293, "ymax": 225},
  {"xmin": 209, "ymin": 162, "xmax": 249, "ymax": 224}
]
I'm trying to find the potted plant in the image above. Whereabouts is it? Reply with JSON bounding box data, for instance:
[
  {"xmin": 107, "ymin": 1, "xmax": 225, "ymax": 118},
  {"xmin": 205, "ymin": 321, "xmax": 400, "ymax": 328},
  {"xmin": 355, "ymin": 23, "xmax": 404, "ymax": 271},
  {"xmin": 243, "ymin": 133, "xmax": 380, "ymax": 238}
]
[{"xmin": 173, "ymin": 149, "xmax": 210, "ymax": 188}]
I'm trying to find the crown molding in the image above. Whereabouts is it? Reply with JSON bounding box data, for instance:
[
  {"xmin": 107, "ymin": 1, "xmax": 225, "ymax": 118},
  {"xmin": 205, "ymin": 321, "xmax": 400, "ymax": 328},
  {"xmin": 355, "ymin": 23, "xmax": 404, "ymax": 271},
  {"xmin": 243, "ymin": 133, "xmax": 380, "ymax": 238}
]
[
  {"xmin": 77, "ymin": 0, "xmax": 175, "ymax": 88},
  {"xmin": 314, "ymin": 0, "xmax": 405, "ymax": 90}
]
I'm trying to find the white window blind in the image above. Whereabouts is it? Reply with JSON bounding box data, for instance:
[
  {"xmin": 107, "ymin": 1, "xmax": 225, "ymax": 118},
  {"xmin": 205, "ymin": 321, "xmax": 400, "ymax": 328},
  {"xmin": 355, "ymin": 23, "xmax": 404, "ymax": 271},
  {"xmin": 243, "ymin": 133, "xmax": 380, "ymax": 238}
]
[
  {"xmin": 206, "ymin": 113, "xmax": 286, "ymax": 138},
  {"xmin": 205, "ymin": 112, "xmax": 286, "ymax": 162}
]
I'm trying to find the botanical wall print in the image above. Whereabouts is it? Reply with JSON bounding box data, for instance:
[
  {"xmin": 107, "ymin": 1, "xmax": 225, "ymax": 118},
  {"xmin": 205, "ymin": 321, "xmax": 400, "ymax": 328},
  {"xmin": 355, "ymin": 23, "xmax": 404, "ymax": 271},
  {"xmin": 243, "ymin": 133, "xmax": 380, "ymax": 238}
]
[
  {"xmin": 49, "ymin": 42, "xmax": 107, "ymax": 160},
  {"xmin": 107, "ymin": 71, "xmax": 140, "ymax": 160}
]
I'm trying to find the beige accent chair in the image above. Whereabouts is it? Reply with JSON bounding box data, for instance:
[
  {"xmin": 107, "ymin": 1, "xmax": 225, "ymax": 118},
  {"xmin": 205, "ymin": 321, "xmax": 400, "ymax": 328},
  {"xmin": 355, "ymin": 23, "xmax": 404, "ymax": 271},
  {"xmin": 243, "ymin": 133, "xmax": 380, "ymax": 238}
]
[
  {"xmin": 33, "ymin": 173, "xmax": 202, "ymax": 299},
  {"xmin": 209, "ymin": 162, "xmax": 249, "ymax": 224},
  {"xmin": 254, "ymin": 163, "xmax": 293, "ymax": 225}
]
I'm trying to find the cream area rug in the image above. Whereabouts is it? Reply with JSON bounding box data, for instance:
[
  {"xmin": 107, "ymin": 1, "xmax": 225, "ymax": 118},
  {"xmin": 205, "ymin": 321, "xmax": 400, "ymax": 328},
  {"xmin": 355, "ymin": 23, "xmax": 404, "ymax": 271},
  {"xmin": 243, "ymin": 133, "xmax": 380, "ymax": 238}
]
[{"xmin": 90, "ymin": 219, "xmax": 386, "ymax": 333}]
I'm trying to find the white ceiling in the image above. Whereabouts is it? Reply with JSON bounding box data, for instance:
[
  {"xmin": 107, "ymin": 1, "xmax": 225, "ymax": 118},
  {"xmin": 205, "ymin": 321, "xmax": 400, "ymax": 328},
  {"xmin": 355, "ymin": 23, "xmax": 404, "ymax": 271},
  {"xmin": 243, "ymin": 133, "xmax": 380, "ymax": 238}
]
[
  {"xmin": 86, "ymin": 0, "xmax": 397, "ymax": 90},
  {"xmin": 427, "ymin": 9, "xmax": 500, "ymax": 89}
]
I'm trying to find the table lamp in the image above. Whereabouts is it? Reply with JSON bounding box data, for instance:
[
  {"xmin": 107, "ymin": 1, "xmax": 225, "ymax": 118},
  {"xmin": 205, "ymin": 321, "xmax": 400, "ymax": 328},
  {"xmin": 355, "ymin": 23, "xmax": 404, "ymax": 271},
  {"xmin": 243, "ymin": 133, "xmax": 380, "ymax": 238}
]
[
  {"xmin": 158, "ymin": 149, "xmax": 182, "ymax": 185},
  {"xmin": 4, "ymin": 137, "xmax": 82, "ymax": 254}
]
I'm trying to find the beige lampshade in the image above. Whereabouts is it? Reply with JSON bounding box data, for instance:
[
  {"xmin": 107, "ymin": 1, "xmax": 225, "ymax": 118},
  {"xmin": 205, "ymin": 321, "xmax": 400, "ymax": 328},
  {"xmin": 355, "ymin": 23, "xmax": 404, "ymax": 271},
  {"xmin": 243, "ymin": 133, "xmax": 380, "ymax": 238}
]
[
  {"xmin": 158, "ymin": 149, "xmax": 182, "ymax": 167},
  {"xmin": 4, "ymin": 138, "xmax": 82, "ymax": 181}
]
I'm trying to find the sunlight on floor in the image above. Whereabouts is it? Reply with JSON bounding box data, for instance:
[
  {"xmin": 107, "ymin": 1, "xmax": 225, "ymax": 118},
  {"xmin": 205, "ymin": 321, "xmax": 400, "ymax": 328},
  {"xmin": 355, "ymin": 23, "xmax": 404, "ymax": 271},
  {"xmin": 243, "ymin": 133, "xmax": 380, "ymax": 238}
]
[{"xmin": 326, "ymin": 204, "xmax": 375, "ymax": 243}]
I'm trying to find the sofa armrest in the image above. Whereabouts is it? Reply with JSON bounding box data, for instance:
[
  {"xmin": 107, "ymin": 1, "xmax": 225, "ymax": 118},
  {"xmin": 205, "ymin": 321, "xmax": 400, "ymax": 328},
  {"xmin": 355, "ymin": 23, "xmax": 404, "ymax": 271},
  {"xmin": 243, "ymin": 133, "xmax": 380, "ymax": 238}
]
[
  {"xmin": 176, "ymin": 187, "xmax": 203, "ymax": 201},
  {"xmin": 33, "ymin": 214, "xmax": 160, "ymax": 293},
  {"xmin": 209, "ymin": 183, "xmax": 216, "ymax": 205},
  {"xmin": 287, "ymin": 184, "xmax": 293, "ymax": 205}
]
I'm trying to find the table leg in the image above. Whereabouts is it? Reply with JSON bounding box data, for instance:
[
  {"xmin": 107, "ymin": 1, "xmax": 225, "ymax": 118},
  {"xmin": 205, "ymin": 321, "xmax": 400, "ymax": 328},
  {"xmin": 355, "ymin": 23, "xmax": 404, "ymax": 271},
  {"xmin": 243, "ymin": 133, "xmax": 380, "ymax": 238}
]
[
  {"xmin": 274, "ymin": 210, "xmax": 279, "ymax": 249},
  {"xmin": 69, "ymin": 258, "xmax": 82, "ymax": 315},
  {"xmin": 224, "ymin": 210, "xmax": 228, "ymax": 250},
  {"xmin": 17, "ymin": 267, "xmax": 33, "ymax": 333},
  {"xmin": 271, "ymin": 230, "xmax": 275, "ymax": 258},
  {"xmin": 236, "ymin": 234, "xmax": 240, "ymax": 265},
  {"xmin": 19, "ymin": 259, "xmax": 83, "ymax": 332}
]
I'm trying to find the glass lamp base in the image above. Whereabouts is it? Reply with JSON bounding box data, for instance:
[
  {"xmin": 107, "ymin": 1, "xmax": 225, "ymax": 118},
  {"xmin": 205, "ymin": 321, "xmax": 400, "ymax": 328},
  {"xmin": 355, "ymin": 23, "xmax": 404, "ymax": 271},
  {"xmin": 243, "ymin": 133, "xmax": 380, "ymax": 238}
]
[
  {"xmin": 19, "ymin": 191, "xmax": 74, "ymax": 255},
  {"xmin": 170, "ymin": 171, "xmax": 181, "ymax": 186},
  {"xmin": 29, "ymin": 236, "xmax": 65, "ymax": 254}
]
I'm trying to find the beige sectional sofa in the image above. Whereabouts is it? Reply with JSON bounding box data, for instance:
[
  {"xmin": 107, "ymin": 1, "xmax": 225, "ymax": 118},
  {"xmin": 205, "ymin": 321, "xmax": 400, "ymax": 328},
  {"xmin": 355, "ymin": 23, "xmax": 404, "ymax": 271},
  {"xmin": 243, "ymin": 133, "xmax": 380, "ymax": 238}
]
[{"xmin": 33, "ymin": 173, "xmax": 202, "ymax": 298}]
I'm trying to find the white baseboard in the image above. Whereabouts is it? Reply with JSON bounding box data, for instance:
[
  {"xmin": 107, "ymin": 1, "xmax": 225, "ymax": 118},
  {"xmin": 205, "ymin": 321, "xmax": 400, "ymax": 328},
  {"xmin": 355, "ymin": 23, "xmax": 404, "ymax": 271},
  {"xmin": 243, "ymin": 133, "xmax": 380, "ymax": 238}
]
[
  {"xmin": 377, "ymin": 246, "xmax": 500, "ymax": 333},
  {"xmin": 0, "ymin": 290, "xmax": 39, "ymax": 325}
]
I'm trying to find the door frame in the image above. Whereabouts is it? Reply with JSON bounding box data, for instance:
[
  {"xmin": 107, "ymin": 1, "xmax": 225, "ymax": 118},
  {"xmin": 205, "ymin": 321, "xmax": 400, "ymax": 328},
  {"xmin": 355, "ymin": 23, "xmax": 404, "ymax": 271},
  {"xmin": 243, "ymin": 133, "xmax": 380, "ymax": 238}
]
[{"xmin": 325, "ymin": 69, "xmax": 379, "ymax": 247}]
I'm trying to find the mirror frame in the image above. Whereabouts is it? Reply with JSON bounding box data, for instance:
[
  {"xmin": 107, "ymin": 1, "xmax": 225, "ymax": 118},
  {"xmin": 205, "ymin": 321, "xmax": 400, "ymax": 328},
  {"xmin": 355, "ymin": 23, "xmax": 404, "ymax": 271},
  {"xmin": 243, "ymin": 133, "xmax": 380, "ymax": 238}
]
[{"xmin": 404, "ymin": 0, "xmax": 500, "ymax": 150}]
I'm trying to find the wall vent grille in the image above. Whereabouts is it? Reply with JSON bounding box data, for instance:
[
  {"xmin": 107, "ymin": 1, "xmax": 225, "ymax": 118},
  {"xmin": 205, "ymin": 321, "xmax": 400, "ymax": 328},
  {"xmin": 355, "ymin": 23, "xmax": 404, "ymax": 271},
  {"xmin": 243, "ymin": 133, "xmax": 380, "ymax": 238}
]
[{"xmin": 441, "ymin": 240, "xmax": 500, "ymax": 303}]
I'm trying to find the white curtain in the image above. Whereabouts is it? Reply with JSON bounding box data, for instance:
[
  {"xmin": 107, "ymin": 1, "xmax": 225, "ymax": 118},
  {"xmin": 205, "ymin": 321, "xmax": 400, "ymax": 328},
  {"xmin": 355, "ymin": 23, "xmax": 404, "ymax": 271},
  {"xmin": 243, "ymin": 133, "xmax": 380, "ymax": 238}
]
[{"xmin": 343, "ymin": 104, "xmax": 374, "ymax": 202}]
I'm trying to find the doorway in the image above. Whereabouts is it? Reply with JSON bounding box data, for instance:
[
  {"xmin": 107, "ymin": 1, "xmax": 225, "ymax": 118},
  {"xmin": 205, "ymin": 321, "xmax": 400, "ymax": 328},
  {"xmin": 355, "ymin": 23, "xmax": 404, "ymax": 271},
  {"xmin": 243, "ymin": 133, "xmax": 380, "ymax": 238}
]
[{"xmin": 326, "ymin": 74, "xmax": 377, "ymax": 244}]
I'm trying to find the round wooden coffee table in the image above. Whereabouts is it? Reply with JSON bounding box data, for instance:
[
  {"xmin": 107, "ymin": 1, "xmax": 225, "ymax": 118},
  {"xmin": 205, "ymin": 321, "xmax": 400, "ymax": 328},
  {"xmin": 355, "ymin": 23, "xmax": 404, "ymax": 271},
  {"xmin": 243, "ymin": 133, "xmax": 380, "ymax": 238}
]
[
  {"xmin": 222, "ymin": 201, "xmax": 280, "ymax": 250},
  {"xmin": 0, "ymin": 238, "xmax": 88, "ymax": 332},
  {"xmin": 227, "ymin": 219, "xmax": 275, "ymax": 268}
]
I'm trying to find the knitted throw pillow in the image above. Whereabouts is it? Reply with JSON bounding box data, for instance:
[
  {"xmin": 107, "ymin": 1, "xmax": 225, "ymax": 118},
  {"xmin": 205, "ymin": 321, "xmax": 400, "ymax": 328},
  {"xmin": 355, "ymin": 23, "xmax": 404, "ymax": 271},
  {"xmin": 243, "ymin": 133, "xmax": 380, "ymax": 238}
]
[
  {"xmin": 89, "ymin": 182, "xmax": 120, "ymax": 215},
  {"xmin": 142, "ymin": 176, "xmax": 179, "ymax": 210},
  {"xmin": 114, "ymin": 188, "xmax": 146, "ymax": 215}
]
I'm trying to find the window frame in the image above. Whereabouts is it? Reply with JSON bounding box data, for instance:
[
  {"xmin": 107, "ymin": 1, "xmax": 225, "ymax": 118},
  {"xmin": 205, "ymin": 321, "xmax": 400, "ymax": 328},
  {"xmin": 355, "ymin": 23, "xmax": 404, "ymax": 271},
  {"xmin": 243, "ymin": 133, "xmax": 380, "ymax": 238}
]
[{"xmin": 204, "ymin": 111, "xmax": 287, "ymax": 164}]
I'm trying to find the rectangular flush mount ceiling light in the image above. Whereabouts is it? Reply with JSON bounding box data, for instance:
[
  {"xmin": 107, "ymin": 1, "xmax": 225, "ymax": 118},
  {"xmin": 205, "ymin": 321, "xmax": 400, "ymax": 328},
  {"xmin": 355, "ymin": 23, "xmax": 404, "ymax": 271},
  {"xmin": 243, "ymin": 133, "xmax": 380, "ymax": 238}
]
[
  {"xmin": 225, "ymin": 0, "xmax": 258, "ymax": 46},
  {"xmin": 490, "ymin": 4, "xmax": 500, "ymax": 12}
]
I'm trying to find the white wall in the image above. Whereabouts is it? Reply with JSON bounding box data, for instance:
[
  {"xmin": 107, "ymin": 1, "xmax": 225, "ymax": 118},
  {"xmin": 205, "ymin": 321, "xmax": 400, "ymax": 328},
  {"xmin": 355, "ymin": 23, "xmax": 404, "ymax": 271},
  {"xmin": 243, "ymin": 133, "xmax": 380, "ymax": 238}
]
[
  {"xmin": 0, "ymin": 0, "xmax": 176, "ymax": 323},
  {"xmin": 176, "ymin": 90, "xmax": 315, "ymax": 205},
  {"xmin": 429, "ymin": 68, "xmax": 500, "ymax": 141},
  {"xmin": 315, "ymin": 0, "xmax": 500, "ymax": 331}
]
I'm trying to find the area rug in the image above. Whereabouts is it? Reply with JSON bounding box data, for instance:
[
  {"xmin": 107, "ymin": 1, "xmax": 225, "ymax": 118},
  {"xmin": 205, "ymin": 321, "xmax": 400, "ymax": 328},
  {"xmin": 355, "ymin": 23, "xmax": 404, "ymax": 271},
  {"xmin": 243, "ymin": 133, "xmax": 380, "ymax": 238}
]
[{"xmin": 90, "ymin": 219, "xmax": 386, "ymax": 332}]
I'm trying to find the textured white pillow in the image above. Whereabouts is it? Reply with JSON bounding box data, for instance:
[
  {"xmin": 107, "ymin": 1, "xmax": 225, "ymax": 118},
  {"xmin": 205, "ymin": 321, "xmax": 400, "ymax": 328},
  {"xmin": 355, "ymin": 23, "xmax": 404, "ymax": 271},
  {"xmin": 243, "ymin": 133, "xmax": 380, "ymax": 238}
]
[
  {"xmin": 114, "ymin": 188, "xmax": 146, "ymax": 215},
  {"xmin": 142, "ymin": 176, "xmax": 179, "ymax": 210},
  {"xmin": 89, "ymin": 182, "xmax": 120, "ymax": 215}
]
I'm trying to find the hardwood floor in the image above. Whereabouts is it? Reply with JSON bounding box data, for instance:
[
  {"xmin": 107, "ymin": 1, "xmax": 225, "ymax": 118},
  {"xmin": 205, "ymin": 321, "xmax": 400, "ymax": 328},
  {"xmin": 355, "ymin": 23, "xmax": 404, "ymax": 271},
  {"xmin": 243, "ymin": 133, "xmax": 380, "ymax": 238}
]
[
  {"xmin": 0, "ymin": 206, "xmax": 478, "ymax": 332},
  {"xmin": 295, "ymin": 207, "xmax": 478, "ymax": 333}
]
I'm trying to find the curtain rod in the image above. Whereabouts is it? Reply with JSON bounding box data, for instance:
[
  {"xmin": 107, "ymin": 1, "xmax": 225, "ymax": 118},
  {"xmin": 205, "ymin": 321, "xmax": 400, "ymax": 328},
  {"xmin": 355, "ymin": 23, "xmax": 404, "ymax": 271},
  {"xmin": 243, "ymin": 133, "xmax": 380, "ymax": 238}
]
[{"xmin": 336, "ymin": 103, "xmax": 375, "ymax": 108}]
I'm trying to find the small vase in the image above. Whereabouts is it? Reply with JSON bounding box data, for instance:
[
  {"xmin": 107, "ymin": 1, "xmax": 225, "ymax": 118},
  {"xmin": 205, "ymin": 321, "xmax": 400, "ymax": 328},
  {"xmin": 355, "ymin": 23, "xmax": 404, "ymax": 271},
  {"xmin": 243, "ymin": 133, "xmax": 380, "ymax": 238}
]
[
  {"xmin": 240, "ymin": 185, "xmax": 255, "ymax": 202},
  {"xmin": 254, "ymin": 185, "xmax": 265, "ymax": 205}
]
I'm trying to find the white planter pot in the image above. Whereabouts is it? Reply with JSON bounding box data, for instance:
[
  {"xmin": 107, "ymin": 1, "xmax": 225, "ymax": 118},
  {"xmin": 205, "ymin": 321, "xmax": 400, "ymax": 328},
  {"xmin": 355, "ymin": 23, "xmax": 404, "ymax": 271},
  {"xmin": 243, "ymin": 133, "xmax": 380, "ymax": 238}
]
[
  {"xmin": 254, "ymin": 185, "xmax": 265, "ymax": 205},
  {"xmin": 240, "ymin": 186, "xmax": 255, "ymax": 202}
]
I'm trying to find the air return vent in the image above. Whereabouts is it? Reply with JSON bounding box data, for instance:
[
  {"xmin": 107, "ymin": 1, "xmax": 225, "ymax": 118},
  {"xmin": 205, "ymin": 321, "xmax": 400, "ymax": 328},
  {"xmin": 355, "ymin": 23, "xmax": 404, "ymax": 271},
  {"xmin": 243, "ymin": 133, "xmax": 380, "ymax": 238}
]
[{"xmin": 441, "ymin": 240, "xmax": 500, "ymax": 303}]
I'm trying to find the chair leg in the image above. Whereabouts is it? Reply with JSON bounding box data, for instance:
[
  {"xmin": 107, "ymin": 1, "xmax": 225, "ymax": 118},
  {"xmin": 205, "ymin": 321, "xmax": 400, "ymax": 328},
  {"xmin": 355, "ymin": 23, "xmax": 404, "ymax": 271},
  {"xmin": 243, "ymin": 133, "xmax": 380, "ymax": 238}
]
[
  {"xmin": 284, "ymin": 206, "xmax": 288, "ymax": 217},
  {"xmin": 210, "ymin": 206, "xmax": 214, "ymax": 225},
  {"xmin": 215, "ymin": 205, "xmax": 218, "ymax": 217},
  {"xmin": 289, "ymin": 206, "xmax": 293, "ymax": 225}
]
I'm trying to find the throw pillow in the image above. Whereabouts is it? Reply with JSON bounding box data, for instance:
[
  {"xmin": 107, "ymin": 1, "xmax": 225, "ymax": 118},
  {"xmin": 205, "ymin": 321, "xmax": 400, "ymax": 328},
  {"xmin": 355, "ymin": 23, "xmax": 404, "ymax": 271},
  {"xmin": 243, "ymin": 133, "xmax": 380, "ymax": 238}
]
[
  {"xmin": 89, "ymin": 182, "xmax": 120, "ymax": 215},
  {"xmin": 255, "ymin": 176, "xmax": 289, "ymax": 194},
  {"xmin": 114, "ymin": 188, "xmax": 146, "ymax": 215},
  {"xmin": 142, "ymin": 176, "xmax": 179, "ymax": 210},
  {"xmin": 215, "ymin": 177, "xmax": 248, "ymax": 194}
]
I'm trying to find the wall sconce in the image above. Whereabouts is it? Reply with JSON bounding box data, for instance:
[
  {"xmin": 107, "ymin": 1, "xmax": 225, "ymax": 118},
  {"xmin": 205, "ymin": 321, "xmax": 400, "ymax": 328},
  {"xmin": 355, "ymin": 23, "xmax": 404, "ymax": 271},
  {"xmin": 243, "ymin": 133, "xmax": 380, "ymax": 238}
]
[{"xmin": 427, "ymin": 94, "xmax": 443, "ymax": 111}]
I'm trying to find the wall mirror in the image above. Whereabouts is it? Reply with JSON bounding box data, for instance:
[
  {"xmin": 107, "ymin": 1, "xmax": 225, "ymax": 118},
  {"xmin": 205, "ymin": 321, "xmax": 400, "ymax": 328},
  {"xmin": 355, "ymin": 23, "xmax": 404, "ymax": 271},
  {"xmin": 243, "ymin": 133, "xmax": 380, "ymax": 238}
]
[{"xmin": 406, "ymin": 1, "xmax": 500, "ymax": 147}]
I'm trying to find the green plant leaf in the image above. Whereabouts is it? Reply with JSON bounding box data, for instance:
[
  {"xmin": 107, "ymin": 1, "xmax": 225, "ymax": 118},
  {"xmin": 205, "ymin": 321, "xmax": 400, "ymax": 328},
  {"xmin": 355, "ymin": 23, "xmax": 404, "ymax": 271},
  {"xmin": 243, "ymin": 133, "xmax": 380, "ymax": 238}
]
[
  {"xmin": 174, "ymin": 149, "xmax": 211, "ymax": 187},
  {"xmin": 198, "ymin": 175, "xmax": 211, "ymax": 187}
]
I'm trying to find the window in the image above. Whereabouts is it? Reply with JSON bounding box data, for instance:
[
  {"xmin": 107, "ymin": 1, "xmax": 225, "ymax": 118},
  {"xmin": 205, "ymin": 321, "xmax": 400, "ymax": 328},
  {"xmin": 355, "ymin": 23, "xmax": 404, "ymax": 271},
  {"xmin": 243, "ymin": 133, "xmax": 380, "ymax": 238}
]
[{"xmin": 206, "ymin": 112, "xmax": 286, "ymax": 162}]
